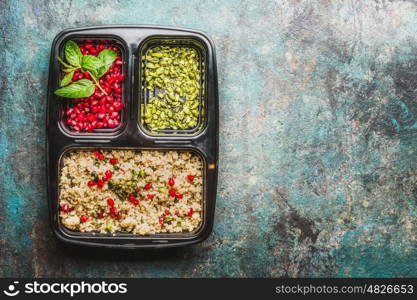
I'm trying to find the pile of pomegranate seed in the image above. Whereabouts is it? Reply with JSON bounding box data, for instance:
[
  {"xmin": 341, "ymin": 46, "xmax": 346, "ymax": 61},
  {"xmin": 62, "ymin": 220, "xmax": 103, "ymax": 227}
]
[{"xmin": 63, "ymin": 41, "xmax": 125, "ymax": 133}]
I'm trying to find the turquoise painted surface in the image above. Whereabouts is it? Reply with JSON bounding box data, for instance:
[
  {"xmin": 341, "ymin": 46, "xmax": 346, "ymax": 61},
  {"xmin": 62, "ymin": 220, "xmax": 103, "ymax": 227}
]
[{"xmin": 1, "ymin": 0, "xmax": 417, "ymax": 277}]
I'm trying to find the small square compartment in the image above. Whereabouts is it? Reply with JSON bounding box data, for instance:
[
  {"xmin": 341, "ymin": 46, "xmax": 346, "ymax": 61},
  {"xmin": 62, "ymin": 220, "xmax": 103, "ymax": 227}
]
[
  {"xmin": 56, "ymin": 37, "xmax": 127, "ymax": 136},
  {"xmin": 138, "ymin": 37, "xmax": 208, "ymax": 136}
]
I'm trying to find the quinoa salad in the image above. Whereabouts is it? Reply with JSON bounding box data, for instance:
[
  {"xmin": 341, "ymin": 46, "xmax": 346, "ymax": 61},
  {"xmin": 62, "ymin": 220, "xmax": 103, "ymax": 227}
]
[{"xmin": 58, "ymin": 150, "xmax": 203, "ymax": 234}]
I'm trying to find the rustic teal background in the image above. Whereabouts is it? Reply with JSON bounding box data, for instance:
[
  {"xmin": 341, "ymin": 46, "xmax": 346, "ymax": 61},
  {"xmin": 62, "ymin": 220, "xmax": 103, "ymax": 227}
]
[{"xmin": 1, "ymin": 0, "xmax": 417, "ymax": 277}]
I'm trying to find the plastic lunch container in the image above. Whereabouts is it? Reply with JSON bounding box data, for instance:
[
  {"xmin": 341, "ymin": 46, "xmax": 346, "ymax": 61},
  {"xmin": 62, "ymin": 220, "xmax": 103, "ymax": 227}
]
[{"xmin": 46, "ymin": 26, "xmax": 218, "ymax": 248}]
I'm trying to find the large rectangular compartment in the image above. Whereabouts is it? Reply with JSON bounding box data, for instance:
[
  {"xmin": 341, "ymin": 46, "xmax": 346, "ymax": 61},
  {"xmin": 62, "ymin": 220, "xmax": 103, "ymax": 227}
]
[
  {"xmin": 58, "ymin": 147, "xmax": 206, "ymax": 237},
  {"xmin": 46, "ymin": 26, "xmax": 218, "ymax": 249}
]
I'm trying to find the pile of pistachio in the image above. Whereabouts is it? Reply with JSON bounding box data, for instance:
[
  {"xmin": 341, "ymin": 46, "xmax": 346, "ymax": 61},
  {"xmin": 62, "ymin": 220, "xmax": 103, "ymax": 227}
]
[{"xmin": 142, "ymin": 46, "xmax": 201, "ymax": 131}]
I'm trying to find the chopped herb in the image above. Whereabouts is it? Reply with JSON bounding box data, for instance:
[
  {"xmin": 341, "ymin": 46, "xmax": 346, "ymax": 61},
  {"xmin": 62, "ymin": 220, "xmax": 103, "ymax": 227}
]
[{"xmin": 91, "ymin": 171, "xmax": 99, "ymax": 182}]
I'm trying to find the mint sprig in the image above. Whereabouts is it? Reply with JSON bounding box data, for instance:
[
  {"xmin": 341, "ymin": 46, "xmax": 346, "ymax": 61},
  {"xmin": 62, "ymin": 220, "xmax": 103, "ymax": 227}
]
[{"xmin": 54, "ymin": 41, "xmax": 118, "ymax": 99}]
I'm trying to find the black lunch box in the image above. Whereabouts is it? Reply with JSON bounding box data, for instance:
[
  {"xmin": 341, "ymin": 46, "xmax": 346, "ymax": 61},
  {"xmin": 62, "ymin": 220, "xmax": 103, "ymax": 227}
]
[{"xmin": 46, "ymin": 26, "xmax": 218, "ymax": 248}]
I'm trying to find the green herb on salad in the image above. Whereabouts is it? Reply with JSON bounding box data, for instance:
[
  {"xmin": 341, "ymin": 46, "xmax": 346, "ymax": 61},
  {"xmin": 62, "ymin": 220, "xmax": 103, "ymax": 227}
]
[{"xmin": 54, "ymin": 40, "xmax": 117, "ymax": 98}]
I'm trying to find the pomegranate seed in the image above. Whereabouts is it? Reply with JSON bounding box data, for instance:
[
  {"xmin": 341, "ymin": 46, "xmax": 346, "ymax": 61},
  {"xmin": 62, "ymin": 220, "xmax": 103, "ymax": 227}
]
[
  {"xmin": 97, "ymin": 179, "xmax": 104, "ymax": 188},
  {"xmin": 146, "ymin": 194, "xmax": 154, "ymax": 200},
  {"xmin": 110, "ymin": 207, "xmax": 117, "ymax": 214},
  {"xmin": 159, "ymin": 220, "xmax": 164, "ymax": 225},
  {"xmin": 60, "ymin": 204, "xmax": 71, "ymax": 213},
  {"xmin": 175, "ymin": 192, "xmax": 183, "ymax": 199},
  {"xmin": 169, "ymin": 189, "xmax": 176, "ymax": 197},
  {"xmin": 87, "ymin": 180, "xmax": 96, "ymax": 187},
  {"xmin": 110, "ymin": 212, "xmax": 117, "ymax": 219},
  {"xmin": 174, "ymin": 210, "xmax": 179, "ymax": 216},
  {"xmin": 187, "ymin": 175, "xmax": 195, "ymax": 182},
  {"xmin": 109, "ymin": 158, "xmax": 118, "ymax": 164},
  {"xmin": 187, "ymin": 208, "xmax": 193, "ymax": 217},
  {"xmin": 113, "ymin": 102, "xmax": 122, "ymax": 111},
  {"xmin": 144, "ymin": 183, "xmax": 152, "ymax": 190},
  {"xmin": 98, "ymin": 210, "xmax": 104, "ymax": 218},
  {"xmin": 107, "ymin": 198, "xmax": 115, "ymax": 207},
  {"xmin": 80, "ymin": 215, "xmax": 89, "ymax": 223},
  {"xmin": 168, "ymin": 177, "xmax": 175, "ymax": 186},
  {"xmin": 104, "ymin": 170, "xmax": 112, "ymax": 180},
  {"xmin": 164, "ymin": 209, "xmax": 170, "ymax": 215},
  {"xmin": 87, "ymin": 114, "xmax": 96, "ymax": 122}
]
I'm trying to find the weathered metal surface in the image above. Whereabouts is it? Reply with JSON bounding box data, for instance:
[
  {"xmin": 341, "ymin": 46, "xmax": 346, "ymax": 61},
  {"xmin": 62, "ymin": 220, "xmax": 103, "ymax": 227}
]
[{"xmin": 1, "ymin": 0, "xmax": 416, "ymax": 277}]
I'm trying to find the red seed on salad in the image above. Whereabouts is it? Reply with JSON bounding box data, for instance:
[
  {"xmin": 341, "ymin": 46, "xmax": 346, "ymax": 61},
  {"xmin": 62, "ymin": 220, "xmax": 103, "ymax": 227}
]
[
  {"xmin": 187, "ymin": 175, "xmax": 195, "ymax": 182},
  {"xmin": 104, "ymin": 170, "xmax": 112, "ymax": 180},
  {"xmin": 87, "ymin": 180, "xmax": 96, "ymax": 187},
  {"xmin": 60, "ymin": 204, "xmax": 71, "ymax": 213},
  {"xmin": 144, "ymin": 182, "xmax": 152, "ymax": 190},
  {"xmin": 164, "ymin": 209, "xmax": 170, "ymax": 215},
  {"xmin": 187, "ymin": 208, "xmax": 193, "ymax": 217},
  {"xmin": 175, "ymin": 192, "xmax": 183, "ymax": 199},
  {"xmin": 107, "ymin": 198, "xmax": 115, "ymax": 207},
  {"xmin": 93, "ymin": 151, "xmax": 105, "ymax": 160},
  {"xmin": 169, "ymin": 188, "xmax": 176, "ymax": 197},
  {"xmin": 96, "ymin": 179, "xmax": 104, "ymax": 188},
  {"xmin": 146, "ymin": 194, "xmax": 154, "ymax": 200},
  {"xmin": 109, "ymin": 158, "xmax": 118, "ymax": 164},
  {"xmin": 80, "ymin": 215, "xmax": 89, "ymax": 223},
  {"xmin": 168, "ymin": 176, "xmax": 175, "ymax": 186}
]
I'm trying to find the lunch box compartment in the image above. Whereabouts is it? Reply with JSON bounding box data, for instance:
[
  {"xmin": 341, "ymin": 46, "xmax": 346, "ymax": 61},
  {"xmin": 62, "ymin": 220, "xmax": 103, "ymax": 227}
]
[
  {"xmin": 55, "ymin": 37, "xmax": 128, "ymax": 136},
  {"xmin": 138, "ymin": 37, "xmax": 207, "ymax": 136},
  {"xmin": 56, "ymin": 147, "xmax": 207, "ymax": 239}
]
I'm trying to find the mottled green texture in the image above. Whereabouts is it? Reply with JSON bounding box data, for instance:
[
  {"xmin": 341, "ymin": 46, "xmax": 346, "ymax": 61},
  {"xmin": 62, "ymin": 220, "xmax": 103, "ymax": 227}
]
[{"xmin": 1, "ymin": 0, "xmax": 417, "ymax": 277}]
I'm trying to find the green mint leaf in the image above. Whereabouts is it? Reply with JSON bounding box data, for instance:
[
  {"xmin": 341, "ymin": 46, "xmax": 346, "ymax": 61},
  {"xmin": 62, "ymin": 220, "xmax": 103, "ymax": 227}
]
[
  {"xmin": 95, "ymin": 66, "xmax": 108, "ymax": 79},
  {"xmin": 62, "ymin": 67, "xmax": 76, "ymax": 73},
  {"xmin": 57, "ymin": 56, "xmax": 72, "ymax": 68},
  {"xmin": 81, "ymin": 55, "xmax": 103, "ymax": 72},
  {"xmin": 54, "ymin": 79, "xmax": 95, "ymax": 98},
  {"xmin": 96, "ymin": 49, "xmax": 118, "ymax": 78},
  {"xmin": 60, "ymin": 70, "xmax": 74, "ymax": 87},
  {"xmin": 64, "ymin": 41, "xmax": 82, "ymax": 67},
  {"xmin": 98, "ymin": 49, "xmax": 117, "ymax": 67}
]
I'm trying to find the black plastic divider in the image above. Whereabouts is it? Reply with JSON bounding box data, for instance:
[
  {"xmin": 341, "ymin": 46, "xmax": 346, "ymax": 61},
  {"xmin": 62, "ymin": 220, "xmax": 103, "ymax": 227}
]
[{"xmin": 46, "ymin": 25, "xmax": 218, "ymax": 248}]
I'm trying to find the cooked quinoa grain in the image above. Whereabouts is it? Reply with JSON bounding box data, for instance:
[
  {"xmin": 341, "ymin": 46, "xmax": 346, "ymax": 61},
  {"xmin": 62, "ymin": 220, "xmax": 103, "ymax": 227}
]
[{"xmin": 59, "ymin": 150, "xmax": 203, "ymax": 234}]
